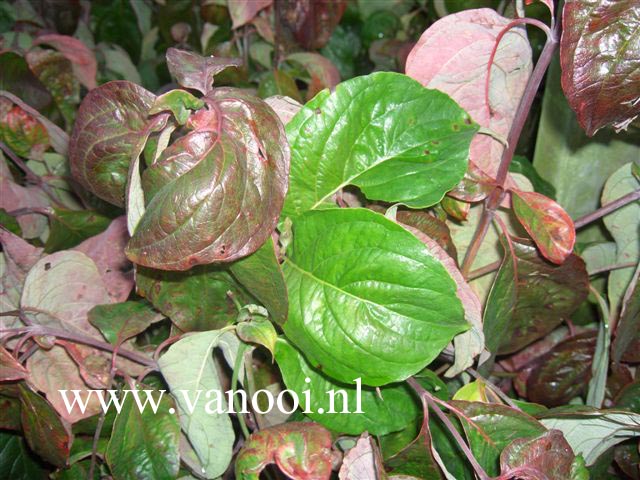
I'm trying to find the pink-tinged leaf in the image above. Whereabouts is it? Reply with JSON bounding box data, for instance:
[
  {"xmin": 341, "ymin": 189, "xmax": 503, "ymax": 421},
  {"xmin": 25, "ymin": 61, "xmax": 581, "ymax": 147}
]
[
  {"xmin": 27, "ymin": 346, "xmax": 102, "ymax": 422},
  {"xmin": 126, "ymin": 88, "xmax": 289, "ymax": 270},
  {"xmin": 442, "ymin": 195, "xmax": 470, "ymax": 222},
  {"xmin": 560, "ymin": 1, "xmax": 640, "ymax": 135},
  {"xmin": 448, "ymin": 160, "xmax": 497, "ymax": 202},
  {"xmin": 512, "ymin": 190, "xmax": 576, "ymax": 264},
  {"xmin": 229, "ymin": 0, "xmax": 272, "ymax": 29},
  {"xmin": 0, "ymin": 345, "xmax": 29, "ymax": 381},
  {"xmin": 265, "ymin": 95, "xmax": 302, "ymax": 125},
  {"xmin": 405, "ymin": 8, "xmax": 532, "ymax": 183},
  {"xmin": 235, "ymin": 422, "xmax": 333, "ymax": 480},
  {"xmin": 0, "ymin": 90, "xmax": 69, "ymax": 156},
  {"xmin": 339, "ymin": 434, "xmax": 384, "ymax": 479},
  {"xmin": 73, "ymin": 216, "xmax": 134, "ymax": 303},
  {"xmin": 0, "ymin": 228, "xmax": 44, "ymax": 315},
  {"xmin": 69, "ymin": 81, "xmax": 156, "ymax": 206},
  {"xmin": 0, "ymin": 158, "xmax": 50, "ymax": 240},
  {"xmin": 33, "ymin": 34, "xmax": 97, "ymax": 90},
  {"xmin": 500, "ymin": 430, "xmax": 576, "ymax": 480},
  {"xmin": 0, "ymin": 99, "xmax": 49, "ymax": 159},
  {"xmin": 286, "ymin": 53, "xmax": 340, "ymax": 100},
  {"xmin": 166, "ymin": 48, "xmax": 242, "ymax": 95}
]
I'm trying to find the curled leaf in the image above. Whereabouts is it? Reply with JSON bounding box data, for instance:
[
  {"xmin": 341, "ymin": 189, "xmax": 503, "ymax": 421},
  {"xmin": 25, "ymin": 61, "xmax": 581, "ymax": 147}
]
[
  {"xmin": 166, "ymin": 48, "xmax": 242, "ymax": 95},
  {"xmin": 69, "ymin": 81, "xmax": 156, "ymax": 206},
  {"xmin": 148, "ymin": 89, "xmax": 204, "ymax": 125},
  {"xmin": 235, "ymin": 422, "xmax": 333, "ymax": 480},
  {"xmin": 512, "ymin": 190, "xmax": 576, "ymax": 264},
  {"xmin": 126, "ymin": 88, "xmax": 289, "ymax": 270}
]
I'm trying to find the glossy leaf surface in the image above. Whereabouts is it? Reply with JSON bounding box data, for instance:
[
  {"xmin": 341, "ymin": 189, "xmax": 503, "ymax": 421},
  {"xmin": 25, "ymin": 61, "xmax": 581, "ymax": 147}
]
[
  {"xmin": 105, "ymin": 389, "xmax": 180, "ymax": 480},
  {"xmin": 69, "ymin": 81, "xmax": 155, "ymax": 206},
  {"xmin": 405, "ymin": 8, "xmax": 532, "ymax": 182},
  {"xmin": 136, "ymin": 266, "xmax": 249, "ymax": 332},
  {"xmin": 275, "ymin": 338, "xmax": 420, "ymax": 435},
  {"xmin": 229, "ymin": 237, "xmax": 288, "ymax": 325},
  {"xmin": 126, "ymin": 88, "xmax": 289, "ymax": 270},
  {"xmin": 512, "ymin": 190, "xmax": 576, "ymax": 264},
  {"xmin": 484, "ymin": 238, "xmax": 589, "ymax": 355},
  {"xmin": 560, "ymin": 0, "xmax": 640, "ymax": 135},
  {"xmin": 282, "ymin": 72, "xmax": 477, "ymax": 219},
  {"xmin": 282, "ymin": 208, "xmax": 467, "ymax": 386},
  {"xmin": 235, "ymin": 422, "xmax": 333, "ymax": 480}
]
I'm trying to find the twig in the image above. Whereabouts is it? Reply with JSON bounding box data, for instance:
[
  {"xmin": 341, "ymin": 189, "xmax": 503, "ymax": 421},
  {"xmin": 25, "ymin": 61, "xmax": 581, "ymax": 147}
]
[
  {"xmin": 574, "ymin": 189, "xmax": 640, "ymax": 229},
  {"xmin": 407, "ymin": 378, "xmax": 490, "ymax": 480},
  {"xmin": 0, "ymin": 326, "xmax": 156, "ymax": 368},
  {"xmin": 232, "ymin": 341, "xmax": 251, "ymax": 439},
  {"xmin": 461, "ymin": 17, "xmax": 561, "ymax": 277},
  {"xmin": 468, "ymin": 260, "xmax": 502, "ymax": 280}
]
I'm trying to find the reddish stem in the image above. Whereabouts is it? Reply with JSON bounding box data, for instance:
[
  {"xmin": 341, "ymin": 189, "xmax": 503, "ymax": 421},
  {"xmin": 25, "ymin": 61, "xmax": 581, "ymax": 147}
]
[{"xmin": 574, "ymin": 189, "xmax": 640, "ymax": 229}]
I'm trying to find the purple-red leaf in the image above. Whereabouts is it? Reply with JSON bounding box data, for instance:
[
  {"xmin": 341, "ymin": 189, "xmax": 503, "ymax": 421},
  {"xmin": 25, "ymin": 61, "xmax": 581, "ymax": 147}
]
[
  {"xmin": 277, "ymin": 0, "xmax": 347, "ymax": 50},
  {"xmin": 228, "ymin": 0, "xmax": 272, "ymax": 29},
  {"xmin": 512, "ymin": 190, "xmax": 576, "ymax": 264},
  {"xmin": 166, "ymin": 48, "xmax": 242, "ymax": 95},
  {"xmin": 500, "ymin": 430, "xmax": 576, "ymax": 480},
  {"xmin": 33, "ymin": 34, "xmax": 97, "ymax": 90},
  {"xmin": 69, "ymin": 81, "xmax": 156, "ymax": 206},
  {"xmin": 235, "ymin": 422, "xmax": 333, "ymax": 480},
  {"xmin": 286, "ymin": 53, "xmax": 340, "ymax": 101},
  {"xmin": 526, "ymin": 331, "xmax": 597, "ymax": 406},
  {"xmin": 405, "ymin": 8, "xmax": 532, "ymax": 184},
  {"xmin": 560, "ymin": 0, "xmax": 640, "ymax": 135},
  {"xmin": 126, "ymin": 88, "xmax": 289, "ymax": 270}
]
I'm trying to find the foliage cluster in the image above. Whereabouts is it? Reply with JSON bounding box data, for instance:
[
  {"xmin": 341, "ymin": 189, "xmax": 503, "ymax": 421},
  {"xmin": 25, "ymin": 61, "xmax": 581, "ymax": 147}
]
[{"xmin": 0, "ymin": 1, "xmax": 639, "ymax": 479}]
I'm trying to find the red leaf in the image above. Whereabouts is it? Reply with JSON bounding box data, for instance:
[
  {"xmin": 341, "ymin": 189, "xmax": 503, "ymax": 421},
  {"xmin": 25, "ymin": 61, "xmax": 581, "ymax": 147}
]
[
  {"xmin": 235, "ymin": 422, "xmax": 333, "ymax": 480},
  {"xmin": 33, "ymin": 34, "xmax": 97, "ymax": 90},
  {"xmin": 0, "ymin": 346, "xmax": 29, "ymax": 381},
  {"xmin": 277, "ymin": 0, "xmax": 347, "ymax": 50},
  {"xmin": 405, "ymin": 9, "xmax": 532, "ymax": 184},
  {"xmin": 286, "ymin": 53, "xmax": 340, "ymax": 101},
  {"xmin": 560, "ymin": 0, "xmax": 640, "ymax": 135},
  {"xmin": 228, "ymin": 0, "xmax": 272, "ymax": 29},
  {"xmin": 511, "ymin": 190, "xmax": 575, "ymax": 264}
]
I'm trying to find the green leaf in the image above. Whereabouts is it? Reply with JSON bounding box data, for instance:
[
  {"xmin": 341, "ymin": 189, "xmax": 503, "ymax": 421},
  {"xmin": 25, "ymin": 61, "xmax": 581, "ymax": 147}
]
[
  {"xmin": 499, "ymin": 430, "xmax": 576, "ymax": 480},
  {"xmin": 229, "ymin": 237, "xmax": 288, "ymax": 325},
  {"xmin": 282, "ymin": 72, "xmax": 477, "ymax": 220},
  {"xmin": 275, "ymin": 337, "xmax": 421, "ymax": 436},
  {"xmin": 483, "ymin": 238, "xmax": 589, "ymax": 355},
  {"xmin": 540, "ymin": 408, "xmax": 640, "ymax": 465},
  {"xmin": 19, "ymin": 384, "xmax": 71, "ymax": 467},
  {"xmin": 258, "ymin": 70, "xmax": 303, "ymax": 103},
  {"xmin": 560, "ymin": 0, "xmax": 640, "ymax": 135},
  {"xmin": 612, "ymin": 265, "xmax": 640, "ymax": 363},
  {"xmin": 136, "ymin": 265, "xmax": 250, "ymax": 332},
  {"xmin": 602, "ymin": 163, "xmax": 640, "ymax": 317},
  {"xmin": 0, "ymin": 431, "xmax": 46, "ymax": 479},
  {"xmin": 236, "ymin": 318, "xmax": 277, "ymax": 357},
  {"xmin": 384, "ymin": 424, "xmax": 442, "ymax": 480},
  {"xmin": 526, "ymin": 332, "xmax": 597, "ymax": 407},
  {"xmin": 0, "ymin": 208, "xmax": 21, "ymax": 235},
  {"xmin": 106, "ymin": 388, "xmax": 180, "ymax": 480},
  {"xmin": 282, "ymin": 208, "xmax": 467, "ymax": 386},
  {"xmin": 44, "ymin": 208, "xmax": 111, "ymax": 253},
  {"xmin": 451, "ymin": 401, "xmax": 547, "ymax": 477},
  {"xmin": 126, "ymin": 88, "xmax": 290, "ymax": 270},
  {"xmin": 148, "ymin": 89, "xmax": 204, "ymax": 125},
  {"xmin": 614, "ymin": 381, "xmax": 640, "ymax": 413},
  {"xmin": 509, "ymin": 155, "xmax": 556, "ymax": 199},
  {"xmin": 89, "ymin": 300, "xmax": 161, "ymax": 345},
  {"xmin": 235, "ymin": 422, "xmax": 333, "ymax": 480},
  {"xmin": 69, "ymin": 80, "xmax": 156, "ymax": 206},
  {"xmin": 0, "ymin": 99, "xmax": 49, "ymax": 158},
  {"xmin": 158, "ymin": 329, "xmax": 235, "ymax": 478}
]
